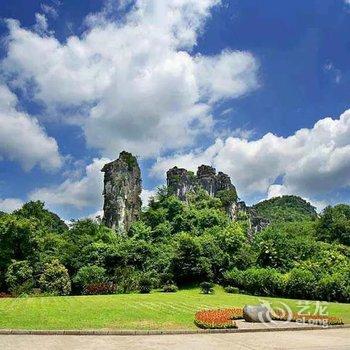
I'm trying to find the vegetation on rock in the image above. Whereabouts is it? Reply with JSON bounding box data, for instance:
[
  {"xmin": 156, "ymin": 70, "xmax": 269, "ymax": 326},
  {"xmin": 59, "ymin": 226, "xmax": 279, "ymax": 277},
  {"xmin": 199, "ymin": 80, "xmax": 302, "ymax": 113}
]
[{"xmin": 252, "ymin": 195, "xmax": 317, "ymax": 223}]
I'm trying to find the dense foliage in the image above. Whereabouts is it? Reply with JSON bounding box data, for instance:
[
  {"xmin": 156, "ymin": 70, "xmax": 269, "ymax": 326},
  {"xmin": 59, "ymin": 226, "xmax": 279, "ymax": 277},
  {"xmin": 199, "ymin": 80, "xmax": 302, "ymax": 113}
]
[
  {"xmin": 252, "ymin": 195, "xmax": 317, "ymax": 223},
  {"xmin": 0, "ymin": 194, "xmax": 349, "ymax": 302}
]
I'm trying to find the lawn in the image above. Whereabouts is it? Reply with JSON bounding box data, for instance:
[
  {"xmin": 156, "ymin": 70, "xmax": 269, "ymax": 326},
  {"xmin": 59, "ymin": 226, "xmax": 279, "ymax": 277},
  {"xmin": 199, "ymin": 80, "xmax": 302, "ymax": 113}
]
[{"xmin": 0, "ymin": 287, "xmax": 349, "ymax": 330}]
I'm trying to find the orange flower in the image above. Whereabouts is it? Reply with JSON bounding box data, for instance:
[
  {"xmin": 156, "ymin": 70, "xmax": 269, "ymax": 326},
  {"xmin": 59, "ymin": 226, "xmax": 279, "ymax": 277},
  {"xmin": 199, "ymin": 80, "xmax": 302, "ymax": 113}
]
[{"xmin": 194, "ymin": 308, "xmax": 243, "ymax": 329}]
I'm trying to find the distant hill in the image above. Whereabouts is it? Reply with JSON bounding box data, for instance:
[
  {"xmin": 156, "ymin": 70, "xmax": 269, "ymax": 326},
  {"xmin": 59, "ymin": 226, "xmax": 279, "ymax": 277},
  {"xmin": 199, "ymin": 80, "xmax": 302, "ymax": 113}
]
[{"xmin": 252, "ymin": 195, "xmax": 317, "ymax": 223}]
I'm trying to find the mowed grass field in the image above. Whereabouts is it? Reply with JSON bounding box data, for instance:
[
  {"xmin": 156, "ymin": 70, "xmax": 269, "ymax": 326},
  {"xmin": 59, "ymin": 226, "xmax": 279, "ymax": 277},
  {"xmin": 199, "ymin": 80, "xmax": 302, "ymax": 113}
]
[{"xmin": 0, "ymin": 286, "xmax": 349, "ymax": 330}]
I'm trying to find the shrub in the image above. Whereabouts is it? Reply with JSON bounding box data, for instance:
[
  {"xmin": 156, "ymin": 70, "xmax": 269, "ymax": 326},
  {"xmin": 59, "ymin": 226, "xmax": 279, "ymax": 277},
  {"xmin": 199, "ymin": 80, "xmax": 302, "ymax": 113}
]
[
  {"xmin": 84, "ymin": 282, "xmax": 116, "ymax": 295},
  {"xmin": 0, "ymin": 292, "xmax": 11, "ymax": 298},
  {"xmin": 162, "ymin": 284, "xmax": 178, "ymax": 293},
  {"xmin": 194, "ymin": 308, "xmax": 241, "ymax": 329},
  {"xmin": 74, "ymin": 265, "xmax": 106, "ymax": 292},
  {"xmin": 216, "ymin": 189, "xmax": 238, "ymax": 207},
  {"xmin": 5, "ymin": 260, "xmax": 34, "ymax": 295},
  {"xmin": 223, "ymin": 268, "xmax": 286, "ymax": 296},
  {"xmin": 285, "ymin": 268, "xmax": 317, "ymax": 299},
  {"xmin": 113, "ymin": 267, "xmax": 140, "ymax": 294},
  {"xmin": 317, "ymin": 273, "xmax": 350, "ymax": 302},
  {"xmin": 139, "ymin": 273, "xmax": 153, "ymax": 294},
  {"xmin": 200, "ymin": 281, "xmax": 214, "ymax": 294},
  {"xmin": 224, "ymin": 286, "xmax": 239, "ymax": 294},
  {"xmin": 39, "ymin": 259, "xmax": 71, "ymax": 296}
]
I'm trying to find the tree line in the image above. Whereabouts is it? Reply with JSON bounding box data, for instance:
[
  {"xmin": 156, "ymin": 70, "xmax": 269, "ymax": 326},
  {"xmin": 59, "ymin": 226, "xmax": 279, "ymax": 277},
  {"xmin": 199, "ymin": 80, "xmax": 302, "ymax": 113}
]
[{"xmin": 0, "ymin": 190, "xmax": 349, "ymax": 302}]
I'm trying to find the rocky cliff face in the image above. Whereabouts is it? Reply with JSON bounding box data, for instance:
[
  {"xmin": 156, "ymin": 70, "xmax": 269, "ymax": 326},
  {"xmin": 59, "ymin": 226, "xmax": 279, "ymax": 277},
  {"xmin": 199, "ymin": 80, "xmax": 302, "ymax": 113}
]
[
  {"xmin": 167, "ymin": 165, "xmax": 237, "ymax": 201},
  {"xmin": 101, "ymin": 151, "xmax": 141, "ymax": 232},
  {"xmin": 167, "ymin": 164, "xmax": 269, "ymax": 236},
  {"xmin": 166, "ymin": 167, "xmax": 196, "ymax": 201}
]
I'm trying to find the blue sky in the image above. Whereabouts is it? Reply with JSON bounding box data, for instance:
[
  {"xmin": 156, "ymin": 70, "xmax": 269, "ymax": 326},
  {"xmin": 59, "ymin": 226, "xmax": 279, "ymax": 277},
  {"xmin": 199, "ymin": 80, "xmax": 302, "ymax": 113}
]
[{"xmin": 0, "ymin": 0, "xmax": 350, "ymax": 219}]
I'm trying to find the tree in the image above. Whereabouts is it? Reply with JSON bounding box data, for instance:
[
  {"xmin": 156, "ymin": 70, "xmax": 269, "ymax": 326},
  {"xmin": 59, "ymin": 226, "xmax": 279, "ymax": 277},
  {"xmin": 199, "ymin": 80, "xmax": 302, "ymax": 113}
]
[
  {"xmin": 5, "ymin": 260, "xmax": 34, "ymax": 295},
  {"xmin": 39, "ymin": 260, "xmax": 71, "ymax": 295},
  {"xmin": 0, "ymin": 214, "xmax": 38, "ymax": 273},
  {"xmin": 252, "ymin": 195, "xmax": 317, "ymax": 223},
  {"xmin": 171, "ymin": 233, "xmax": 212, "ymax": 284},
  {"xmin": 73, "ymin": 265, "xmax": 107, "ymax": 291},
  {"xmin": 316, "ymin": 205, "xmax": 350, "ymax": 245},
  {"xmin": 216, "ymin": 188, "xmax": 238, "ymax": 207},
  {"xmin": 14, "ymin": 201, "xmax": 68, "ymax": 235}
]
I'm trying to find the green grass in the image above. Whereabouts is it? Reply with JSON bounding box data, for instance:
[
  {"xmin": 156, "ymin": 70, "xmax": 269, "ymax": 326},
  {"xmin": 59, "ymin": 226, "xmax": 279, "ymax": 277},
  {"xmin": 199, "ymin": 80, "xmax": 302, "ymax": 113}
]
[{"xmin": 0, "ymin": 287, "xmax": 349, "ymax": 330}]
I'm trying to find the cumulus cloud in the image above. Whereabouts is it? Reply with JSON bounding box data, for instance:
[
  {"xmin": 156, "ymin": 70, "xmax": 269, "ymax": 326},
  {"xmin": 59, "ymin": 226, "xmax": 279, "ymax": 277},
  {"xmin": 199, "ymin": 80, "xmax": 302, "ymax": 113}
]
[
  {"xmin": 152, "ymin": 109, "xmax": 350, "ymax": 203},
  {"xmin": 30, "ymin": 157, "xmax": 110, "ymax": 209},
  {"xmin": 30, "ymin": 157, "xmax": 157, "ymax": 215},
  {"xmin": 0, "ymin": 198, "xmax": 24, "ymax": 213},
  {"xmin": 194, "ymin": 50, "xmax": 258, "ymax": 103},
  {"xmin": 0, "ymin": 84, "xmax": 62, "ymax": 171},
  {"xmin": 2, "ymin": 0, "xmax": 259, "ymax": 158}
]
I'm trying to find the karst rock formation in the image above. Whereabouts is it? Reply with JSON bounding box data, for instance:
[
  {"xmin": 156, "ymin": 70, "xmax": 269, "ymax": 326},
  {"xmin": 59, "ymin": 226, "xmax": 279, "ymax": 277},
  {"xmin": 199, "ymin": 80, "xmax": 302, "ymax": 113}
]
[
  {"xmin": 166, "ymin": 165, "xmax": 269, "ymax": 236},
  {"xmin": 102, "ymin": 151, "xmax": 269, "ymax": 236},
  {"xmin": 101, "ymin": 151, "xmax": 142, "ymax": 232}
]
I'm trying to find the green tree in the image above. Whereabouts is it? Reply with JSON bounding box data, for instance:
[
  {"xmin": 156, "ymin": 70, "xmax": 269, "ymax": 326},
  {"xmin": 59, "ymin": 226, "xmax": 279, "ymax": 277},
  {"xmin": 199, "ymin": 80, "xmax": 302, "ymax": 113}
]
[
  {"xmin": 5, "ymin": 260, "xmax": 34, "ymax": 295},
  {"xmin": 14, "ymin": 201, "xmax": 68, "ymax": 235},
  {"xmin": 73, "ymin": 265, "xmax": 107, "ymax": 291},
  {"xmin": 171, "ymin": 233, "xmax": 212, "ymax": 284},
  {"xmin": 316, "ymin": 204, "xmax": 350, "ymax": 245},
  {"xmin": 39, "ymin": 259, "xmax": 71, "ymax": 295},
  {"xmin": 252, "ymin": 195, "xmax": 317, "ymax": 223}
]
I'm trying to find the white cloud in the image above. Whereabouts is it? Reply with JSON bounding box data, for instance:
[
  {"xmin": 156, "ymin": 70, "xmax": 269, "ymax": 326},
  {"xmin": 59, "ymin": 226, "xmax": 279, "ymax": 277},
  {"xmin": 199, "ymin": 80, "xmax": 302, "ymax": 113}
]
[
  {"xmin": 0, "ymin": 84, "xmax": 62, "ymax": 171},
  {"xmin": 30, "ymin": 157, "xmax": 110, "ymax": 209},
  {"xmin": 33, "ymin": 13, "xmax": 50, "ymax": 35},
  {"xmin": 152, "ymin": 109, "xmax": 350, "ymax": 204},
  {"xmin": 141, "ymin": 189, "xmax": 156, "ymax": 207},
  {"xmin": 30, "ymin": 157, "xmax": 157, "ymax": 215},
  {"xmin": 0, "ymin": 198, "xmax": 24, "ymax": 213},
  {"xmin": 194, "ymin": 50, "xmax": 258, "ymax": 103},
  {"xmin": 2, "ymin": 0, "xmax": 259, "ymax": 158},
  {"xmin": 41, "ymin": 4, "xmax": 59, "ymax": 18}
]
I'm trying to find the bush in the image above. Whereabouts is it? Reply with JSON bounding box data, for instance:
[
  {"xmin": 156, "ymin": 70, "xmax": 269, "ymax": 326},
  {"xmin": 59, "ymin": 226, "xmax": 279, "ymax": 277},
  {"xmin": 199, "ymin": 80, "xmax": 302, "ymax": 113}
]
[
  {"xmin": 39, "ymin": 259, "xmax": 71, "ymax": 296},
  {"xmin": 74, "ymin": 265, "xmax": 106, "ymax": 292},
  {"xmin": 200, "ymin": 281, "xmax": 214, "ymax": 294},
  {"xmin": 84, "ymin": 282, "xmax": 116, "ymax": 295},
  {"xmin": 162, "ymin": 284, "xmax": 178, "ymax": 293},
  {"xmin": 317, "ymin": 273, "xmax": 350, "ymax": 302},
  {"xmin": 285, "ymin": 268, "xmax": 317, "ymax": 299},
  {"xmin": 223, "ymin": 268, "xmax": 285, "ymax": 296},
  {"xmin": 224, "ymin": 286, "xmax": 239, "ymax": 294},
  {"xmin": 139, "ymin": 273, "xmax": 153, "ymax": 294},
  {"xmin": 5, "ymin": 260, "xmax": 34, "ymax": 295},
  {"xmin": 113, "ymin": 267, "xmax": 140, "ymax": 294}
]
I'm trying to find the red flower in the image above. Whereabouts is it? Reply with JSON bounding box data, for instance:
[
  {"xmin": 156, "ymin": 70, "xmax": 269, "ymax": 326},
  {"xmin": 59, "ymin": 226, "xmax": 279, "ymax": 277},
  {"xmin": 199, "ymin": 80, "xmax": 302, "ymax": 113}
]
[{"xmin": 194, "ymin": 308, "xmax": 243, "ymax": 329}]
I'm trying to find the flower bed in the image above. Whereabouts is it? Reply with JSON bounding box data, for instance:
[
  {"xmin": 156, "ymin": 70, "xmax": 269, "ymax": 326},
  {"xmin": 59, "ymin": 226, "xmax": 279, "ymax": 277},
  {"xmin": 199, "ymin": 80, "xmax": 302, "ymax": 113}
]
[
  {"xmin": 272, "ymin": 310, "xmax": 344, "ymax": 326},
  {"xmin": 194, "ymin": 308, "xmax": 242, "ymax": 329},
  {"xmin": 194, "ymin": 307, "xmax": 343, "ymax": 329}
]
